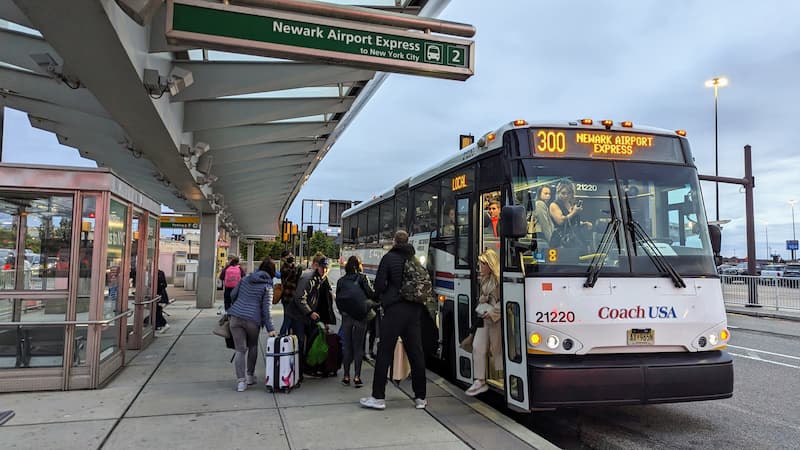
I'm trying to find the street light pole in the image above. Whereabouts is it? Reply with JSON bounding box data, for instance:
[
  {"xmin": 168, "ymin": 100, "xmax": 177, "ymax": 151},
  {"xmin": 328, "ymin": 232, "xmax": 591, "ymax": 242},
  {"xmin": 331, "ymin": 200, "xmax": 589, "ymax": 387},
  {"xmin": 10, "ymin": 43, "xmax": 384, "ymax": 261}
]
[
  {"xmin": 762, "ymin": 221, "xmax": 769, "ymax": 261},
  {"xmin": 705, "ymin": 76, "xmax": 728, "ymax": 222}
]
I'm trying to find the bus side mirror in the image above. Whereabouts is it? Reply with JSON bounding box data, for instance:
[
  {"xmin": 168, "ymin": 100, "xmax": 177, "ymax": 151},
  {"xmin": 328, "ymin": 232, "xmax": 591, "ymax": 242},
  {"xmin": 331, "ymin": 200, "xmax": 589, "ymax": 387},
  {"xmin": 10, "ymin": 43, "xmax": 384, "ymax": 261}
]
[
  {"xmin": 500, "ymin": 205, "xmax": 527, "ymax": 239},
  {"xmin": 708, "ymin": 224, "xmax": 722, "ymax": 266}
]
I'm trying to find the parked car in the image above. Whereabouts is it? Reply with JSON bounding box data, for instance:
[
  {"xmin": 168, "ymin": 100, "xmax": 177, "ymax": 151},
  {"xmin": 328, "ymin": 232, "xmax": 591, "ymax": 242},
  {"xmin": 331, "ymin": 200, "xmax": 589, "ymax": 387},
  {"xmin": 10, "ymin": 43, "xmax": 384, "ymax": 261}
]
[
  {"xmin": 717, "ymin": 263, "xmax": 734, "ymax": 274},
  {"xmin": 760, "ymin": 264, "xmax": 786, "ymax": 285},
  {"xmin": 779, "ymin": 263, "xmax": 800, "ymax": 288}
]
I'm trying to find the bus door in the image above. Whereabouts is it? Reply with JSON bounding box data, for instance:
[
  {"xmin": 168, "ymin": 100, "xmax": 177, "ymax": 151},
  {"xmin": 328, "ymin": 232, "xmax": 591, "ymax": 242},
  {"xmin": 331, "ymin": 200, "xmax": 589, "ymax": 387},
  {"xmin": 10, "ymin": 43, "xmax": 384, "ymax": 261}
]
[
  {"xmin": 501, "ymin": 262, "xmax": 529, "ymax": 411},
  {"xmin": 480, "ymin": 190, "xmax": 507, "ymax": 392},
  {"xmin": 453, "ymin": 195, "xmax": 473, "ymax": 385}
]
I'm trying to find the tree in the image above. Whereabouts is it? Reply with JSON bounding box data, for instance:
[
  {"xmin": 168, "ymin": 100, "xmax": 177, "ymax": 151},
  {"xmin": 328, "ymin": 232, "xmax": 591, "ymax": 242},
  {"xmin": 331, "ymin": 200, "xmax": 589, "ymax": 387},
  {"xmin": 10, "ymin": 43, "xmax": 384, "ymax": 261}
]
[{"xmin": 308, "ymin": 231, "xmax": 339, "ymax": 259}]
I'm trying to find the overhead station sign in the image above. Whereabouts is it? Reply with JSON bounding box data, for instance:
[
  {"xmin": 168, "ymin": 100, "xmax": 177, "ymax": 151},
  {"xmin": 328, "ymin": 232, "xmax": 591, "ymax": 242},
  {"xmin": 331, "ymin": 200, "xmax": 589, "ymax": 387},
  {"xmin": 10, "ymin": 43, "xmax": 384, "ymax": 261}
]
[
  {"xmin": 160, "ymin": 216, "xmax": 200, "ymax": 229},
  {"xmin": 165, "ymin": 0, "xmax": 474, "ymax": 81}
]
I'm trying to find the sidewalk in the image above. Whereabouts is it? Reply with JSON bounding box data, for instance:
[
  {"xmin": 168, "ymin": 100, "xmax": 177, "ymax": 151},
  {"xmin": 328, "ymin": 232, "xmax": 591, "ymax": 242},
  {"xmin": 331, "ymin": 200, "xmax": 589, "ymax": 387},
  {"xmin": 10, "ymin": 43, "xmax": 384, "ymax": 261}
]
[
  {"xmin": 0, "ymin": 289, "xmax": 556, "ymax": 450},
  {"xmin": 726, "ymin": 304, "xmax": 800, "ymax": 321}
]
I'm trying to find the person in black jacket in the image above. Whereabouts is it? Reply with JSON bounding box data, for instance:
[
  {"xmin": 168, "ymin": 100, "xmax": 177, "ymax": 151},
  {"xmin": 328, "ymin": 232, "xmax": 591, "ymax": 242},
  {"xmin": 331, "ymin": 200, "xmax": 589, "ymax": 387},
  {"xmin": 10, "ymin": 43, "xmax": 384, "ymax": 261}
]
[
  {"xmin": 336, "ymin": 255, "xmax": 376, "ymax": 388},
  {"xmin": 155, "ymin": 269, "xmax": 169, "ymax": 332},
  {"xmin": 285, "ymin": 254, "xmax": 335, "ymax": 379},
  {"xmin": 360, "ymin": 230, "xmax": 427, "ymax": 410}
]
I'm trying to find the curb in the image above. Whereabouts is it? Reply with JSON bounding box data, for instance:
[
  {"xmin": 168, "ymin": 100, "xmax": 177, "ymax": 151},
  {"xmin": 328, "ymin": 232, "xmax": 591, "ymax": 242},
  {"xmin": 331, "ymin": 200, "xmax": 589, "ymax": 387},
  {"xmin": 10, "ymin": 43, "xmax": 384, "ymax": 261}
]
[{"xmin": 726, "ymin": 306, "xmax": 800, "ymax": 322}]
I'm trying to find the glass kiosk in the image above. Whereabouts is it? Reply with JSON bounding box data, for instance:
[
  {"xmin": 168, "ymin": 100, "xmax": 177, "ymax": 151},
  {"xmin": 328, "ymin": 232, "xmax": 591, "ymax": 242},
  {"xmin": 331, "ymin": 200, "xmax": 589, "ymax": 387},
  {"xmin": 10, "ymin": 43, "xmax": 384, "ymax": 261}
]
[{"xmin": 0, "ymin": 164, "xmax": 161, "ymax": 391}]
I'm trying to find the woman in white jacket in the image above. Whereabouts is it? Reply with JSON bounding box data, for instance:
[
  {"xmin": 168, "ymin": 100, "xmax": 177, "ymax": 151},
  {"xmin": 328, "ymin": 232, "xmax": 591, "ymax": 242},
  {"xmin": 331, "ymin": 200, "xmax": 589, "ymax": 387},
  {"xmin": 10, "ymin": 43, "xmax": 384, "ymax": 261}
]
[{"xmin": 466, "ymin": 248, "xmax": 502, "ymax": 396}]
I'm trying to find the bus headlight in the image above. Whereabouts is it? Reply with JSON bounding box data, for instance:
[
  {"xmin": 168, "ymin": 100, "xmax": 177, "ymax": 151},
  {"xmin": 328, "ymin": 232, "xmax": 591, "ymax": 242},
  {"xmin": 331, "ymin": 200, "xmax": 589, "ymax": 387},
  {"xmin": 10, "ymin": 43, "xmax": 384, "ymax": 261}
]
[
  {"xmin": 529, "ymin": 332, "xmax": 541, "ymax": 346},
  {"xmin": 546, "ymin": 335, "xmax": 560, "ymax": 349},
  {"xmin": 562, "ymin": 338, "xmax": 574, "ymax": 350},
  {"xmin": 708, "ymin": 334, "xmax": 718, "ymax": 346}
]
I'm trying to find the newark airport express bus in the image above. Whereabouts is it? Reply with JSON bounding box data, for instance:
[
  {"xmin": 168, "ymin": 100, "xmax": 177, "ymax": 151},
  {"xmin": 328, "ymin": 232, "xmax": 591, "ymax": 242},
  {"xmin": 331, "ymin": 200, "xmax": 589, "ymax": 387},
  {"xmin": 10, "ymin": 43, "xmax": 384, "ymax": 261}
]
[{"xmin": 340, "ymin": 119, "xmax": 733, "ymax": 411}]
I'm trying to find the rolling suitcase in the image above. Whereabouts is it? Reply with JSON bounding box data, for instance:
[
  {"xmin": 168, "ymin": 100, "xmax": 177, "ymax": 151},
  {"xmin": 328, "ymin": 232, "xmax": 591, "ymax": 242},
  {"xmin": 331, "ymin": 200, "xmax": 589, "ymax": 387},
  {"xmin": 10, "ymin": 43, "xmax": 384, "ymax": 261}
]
[
  {"xmin": 265, "ymin": 335, "xmax": 299, "ymax": 393},
  {"xmin": 322, "ymin": 332, "xmax": 342, "ymax": 377}
]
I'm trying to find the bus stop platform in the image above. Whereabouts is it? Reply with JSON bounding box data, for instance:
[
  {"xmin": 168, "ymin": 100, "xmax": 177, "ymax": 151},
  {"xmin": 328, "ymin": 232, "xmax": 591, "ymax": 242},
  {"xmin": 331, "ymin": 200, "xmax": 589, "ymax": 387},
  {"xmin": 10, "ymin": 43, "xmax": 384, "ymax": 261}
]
[{"xmin": 0, "ymin": 289, "xmax": 556, "ymax": 449}]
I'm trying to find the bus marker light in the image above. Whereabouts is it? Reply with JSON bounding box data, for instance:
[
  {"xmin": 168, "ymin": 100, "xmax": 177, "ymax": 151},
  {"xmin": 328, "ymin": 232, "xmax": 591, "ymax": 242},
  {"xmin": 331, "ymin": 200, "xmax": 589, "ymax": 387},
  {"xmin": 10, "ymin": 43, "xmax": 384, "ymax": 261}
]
[
  {"xmin": 487, "ymin": 132, "xmax": 496, "ymax": 142},
  {"xmin": 546, "ymin": 335, "xmax": 560, "ymax": 349},
  {"xmin": 438, "ymin": 294, "xmax": 446, "ymax": 303},
  {"xmin": 601, "ymin": 119, "xmax": 613, "ymax": 129},
  {"xmin": 541, "ymin": 282, "xmax": 553, "ymax": 291},
  {"xmin": 720, "ymin": 329, "xmax": 729, "ymax": 340},
  {"xmin": 676, "ymin": 129, "xmax": 687, "ymax": 136},
  {"xmin": 580, "ymin": 118, "xmax": 593, "ymax": 125},
  {"xmin": 529, "ymin": 333, "xmax": 541, "ymax": 346},
  {"xmin": 621, "ymin": 121, "xmax": 633, "ymax": 128},
  {"xmin": 513, "ymin": 119, "xmax": 528, "ymax": 126}
]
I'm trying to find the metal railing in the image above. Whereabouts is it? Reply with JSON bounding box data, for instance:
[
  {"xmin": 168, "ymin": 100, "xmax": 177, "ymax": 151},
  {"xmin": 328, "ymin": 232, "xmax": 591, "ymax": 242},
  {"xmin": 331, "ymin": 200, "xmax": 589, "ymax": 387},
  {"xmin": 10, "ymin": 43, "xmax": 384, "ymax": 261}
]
[
  {"xmin": 720, "ymin": 275, "xmax": 800, "ymax": 311},
  {"xmin": 0, "ymin": 309, "xmax": 133, "ymax": 327},
  {"xmin": 133, "ymin": 295, "xmax": 161, "ymax": 306}
]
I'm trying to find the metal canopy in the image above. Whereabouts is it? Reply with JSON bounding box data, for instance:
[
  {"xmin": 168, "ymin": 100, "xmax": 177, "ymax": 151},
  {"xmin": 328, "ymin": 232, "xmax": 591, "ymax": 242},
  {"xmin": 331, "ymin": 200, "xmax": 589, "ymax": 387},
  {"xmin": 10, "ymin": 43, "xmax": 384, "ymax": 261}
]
[{"xmin": 0, "ymin": 0, "xmax": 451, "ymax": 236}]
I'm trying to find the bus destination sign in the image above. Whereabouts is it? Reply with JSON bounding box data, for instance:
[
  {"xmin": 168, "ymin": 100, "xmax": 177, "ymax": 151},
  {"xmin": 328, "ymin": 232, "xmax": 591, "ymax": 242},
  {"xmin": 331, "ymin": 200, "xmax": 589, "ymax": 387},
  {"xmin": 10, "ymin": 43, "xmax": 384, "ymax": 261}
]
[
  {"xmin": 166, "ymin": 0, "xmax": 475, "ymax": 81},
  {"xmin": 530, "ymin": 129, "xmax": 685, "ymax": 163}
]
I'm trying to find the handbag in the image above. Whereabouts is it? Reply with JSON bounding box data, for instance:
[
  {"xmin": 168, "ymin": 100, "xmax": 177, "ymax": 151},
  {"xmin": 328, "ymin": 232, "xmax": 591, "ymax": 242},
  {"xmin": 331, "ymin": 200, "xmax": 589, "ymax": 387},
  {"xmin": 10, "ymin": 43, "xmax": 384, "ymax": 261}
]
[
  {"xmin": 213, "ymin": 314, "xmax": 231, "ymax": 339},
  {"xmin": 306, "ymin": 323, "xmax": 329, "ymax": 366},
  {"xmin": 459, "ymin": 333, "xmax": 474, "ymax": 353},
  {"xmin": 390, "ymin": 339, "xmax": 411, "ymax": 383},
  {"xmin": 272, "ymin": 283, "xmax": 283, "ymax": 305}
]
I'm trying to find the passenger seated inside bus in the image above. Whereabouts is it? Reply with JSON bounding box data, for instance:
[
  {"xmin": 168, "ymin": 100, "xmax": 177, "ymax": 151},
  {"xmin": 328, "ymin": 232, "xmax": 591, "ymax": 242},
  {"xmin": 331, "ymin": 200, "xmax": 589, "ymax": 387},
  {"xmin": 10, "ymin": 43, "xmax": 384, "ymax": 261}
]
[
  {"xmin": 442, "ymin": 206, "xmax": 456, "ymax": 237},
  {"xmin": 527, "ymin": 185, "xmax": 554, "ymax": 245}
]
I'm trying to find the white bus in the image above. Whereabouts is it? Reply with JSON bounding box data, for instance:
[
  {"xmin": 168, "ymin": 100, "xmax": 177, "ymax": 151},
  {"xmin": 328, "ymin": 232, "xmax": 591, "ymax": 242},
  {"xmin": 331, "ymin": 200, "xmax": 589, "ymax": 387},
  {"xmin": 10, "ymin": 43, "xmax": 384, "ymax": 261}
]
[{"xmin": 341, "ymin": 119, "xmax": 733, "ymax": 411}]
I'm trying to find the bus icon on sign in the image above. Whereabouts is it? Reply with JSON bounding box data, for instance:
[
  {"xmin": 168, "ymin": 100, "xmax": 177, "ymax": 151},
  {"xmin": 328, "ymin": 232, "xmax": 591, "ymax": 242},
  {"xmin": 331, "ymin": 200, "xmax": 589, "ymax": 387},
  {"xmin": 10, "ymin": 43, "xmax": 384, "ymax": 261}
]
[{"xmin": 424, "ymin": 43, "xmax": 443, "ymax": 63}]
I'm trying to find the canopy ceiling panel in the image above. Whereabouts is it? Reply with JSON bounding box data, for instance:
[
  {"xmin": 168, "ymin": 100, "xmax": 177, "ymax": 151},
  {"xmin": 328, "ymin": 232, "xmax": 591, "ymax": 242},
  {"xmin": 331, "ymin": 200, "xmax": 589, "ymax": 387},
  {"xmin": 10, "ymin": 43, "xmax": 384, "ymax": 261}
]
[{"xmin": 0, "ymin": 0, "xmax": 449, "ymax": 236}]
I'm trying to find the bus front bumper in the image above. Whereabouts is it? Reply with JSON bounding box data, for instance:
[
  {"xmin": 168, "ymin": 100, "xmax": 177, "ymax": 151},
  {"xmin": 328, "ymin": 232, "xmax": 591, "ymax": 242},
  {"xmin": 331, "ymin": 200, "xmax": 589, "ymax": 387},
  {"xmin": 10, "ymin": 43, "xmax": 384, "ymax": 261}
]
[{"xmin": 527, "ymin": 350, "xmax": 733, "ymax": 408}]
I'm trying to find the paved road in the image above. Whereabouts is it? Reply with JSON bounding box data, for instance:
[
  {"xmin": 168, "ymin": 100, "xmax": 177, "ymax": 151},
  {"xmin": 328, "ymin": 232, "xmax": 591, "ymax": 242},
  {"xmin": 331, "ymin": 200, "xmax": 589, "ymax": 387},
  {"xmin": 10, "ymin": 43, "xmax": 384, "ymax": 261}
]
[{"xmin": 519, "ymin": 313, "xmax": 800, "ymax": 449}]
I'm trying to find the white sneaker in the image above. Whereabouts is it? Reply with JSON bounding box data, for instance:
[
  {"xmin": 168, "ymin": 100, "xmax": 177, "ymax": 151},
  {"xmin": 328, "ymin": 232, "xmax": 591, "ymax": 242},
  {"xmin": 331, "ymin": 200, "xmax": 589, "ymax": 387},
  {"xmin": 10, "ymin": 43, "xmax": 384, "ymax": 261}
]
[
  {"xmin": 236, "ymin": 381, "xmax": 246, "ymax": 392},
  {"xmin": 246, "ymin": 375, "xmax": 255, "ymax": 385},
  {"xmin": 158, "ymin": 323, "xmax": 170, "ymax": 334},
  {"xmin": 414, "ymin": 398, "xmax": 427, "ymax": 409},
  {"xmin": 465, "ymin": 380, "xmax": 488, "ymax": 396},
  {"xmin": 359, "ymin": 396, "xmax": 386, "ymax": 410}
]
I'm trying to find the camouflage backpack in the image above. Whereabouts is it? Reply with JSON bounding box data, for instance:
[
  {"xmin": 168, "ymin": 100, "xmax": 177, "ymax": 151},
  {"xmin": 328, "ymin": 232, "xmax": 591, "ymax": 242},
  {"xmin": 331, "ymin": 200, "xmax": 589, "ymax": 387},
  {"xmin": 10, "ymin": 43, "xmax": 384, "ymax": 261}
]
[{"xmin": 399, "ymin": 257, "xmax": 432, "ymax": 304}]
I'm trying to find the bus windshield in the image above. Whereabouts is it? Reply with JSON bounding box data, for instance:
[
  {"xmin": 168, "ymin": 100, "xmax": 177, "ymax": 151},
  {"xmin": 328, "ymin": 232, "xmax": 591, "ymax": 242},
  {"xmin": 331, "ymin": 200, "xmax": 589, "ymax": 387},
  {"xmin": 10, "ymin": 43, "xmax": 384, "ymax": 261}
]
[{"xmin": 513, "ymin": 159, "xmax": 717, "ymax": 277}]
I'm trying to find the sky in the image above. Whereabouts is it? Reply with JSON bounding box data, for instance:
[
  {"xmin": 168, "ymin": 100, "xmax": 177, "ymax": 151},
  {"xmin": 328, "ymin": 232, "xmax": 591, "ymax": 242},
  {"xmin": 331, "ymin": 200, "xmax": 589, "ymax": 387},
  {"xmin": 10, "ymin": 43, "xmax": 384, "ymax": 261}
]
[{"xmin": 4, "ymin": 0, "xmax": 800, "ymax": 260}]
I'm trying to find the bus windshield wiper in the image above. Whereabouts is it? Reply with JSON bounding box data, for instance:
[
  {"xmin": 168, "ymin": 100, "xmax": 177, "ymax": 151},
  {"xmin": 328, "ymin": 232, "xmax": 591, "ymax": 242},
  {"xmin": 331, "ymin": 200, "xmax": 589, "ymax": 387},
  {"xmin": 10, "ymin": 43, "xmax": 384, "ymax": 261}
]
[
  {"xmin": 584, "ymin": 191, "xmax": 621, "ymax": 288},
  {"xmin": 624, "ymin": 194, "xmax": 686, "ymax": 288}
]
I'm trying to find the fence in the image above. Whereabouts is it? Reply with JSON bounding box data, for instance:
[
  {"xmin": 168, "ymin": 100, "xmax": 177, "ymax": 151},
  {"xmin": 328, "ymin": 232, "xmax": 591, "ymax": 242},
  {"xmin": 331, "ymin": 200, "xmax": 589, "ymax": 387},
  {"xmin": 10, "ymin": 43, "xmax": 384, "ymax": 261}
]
[{"xmin": 720, "ymin": 275, "xmax": 800, "ymax": 311}]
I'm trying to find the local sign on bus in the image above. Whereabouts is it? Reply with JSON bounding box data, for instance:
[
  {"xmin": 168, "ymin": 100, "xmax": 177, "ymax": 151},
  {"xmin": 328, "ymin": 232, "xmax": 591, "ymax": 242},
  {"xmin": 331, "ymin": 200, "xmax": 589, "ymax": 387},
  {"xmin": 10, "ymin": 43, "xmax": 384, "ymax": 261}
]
[
  {"xmin": 160, "ymin": 216, "xmax": 200, "ymax": 229},
  {"xmin": 166, "ymin": 0, "xmax": 474, "ymax": 81}
]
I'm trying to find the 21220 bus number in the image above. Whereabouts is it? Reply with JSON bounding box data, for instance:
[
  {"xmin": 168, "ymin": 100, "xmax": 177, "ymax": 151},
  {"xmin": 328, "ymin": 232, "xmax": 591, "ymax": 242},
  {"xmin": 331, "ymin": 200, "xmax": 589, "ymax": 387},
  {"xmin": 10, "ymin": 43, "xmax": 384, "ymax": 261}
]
[{"xmin": 535, "ymin": 311, "xmax": 575, "ymax": 323}]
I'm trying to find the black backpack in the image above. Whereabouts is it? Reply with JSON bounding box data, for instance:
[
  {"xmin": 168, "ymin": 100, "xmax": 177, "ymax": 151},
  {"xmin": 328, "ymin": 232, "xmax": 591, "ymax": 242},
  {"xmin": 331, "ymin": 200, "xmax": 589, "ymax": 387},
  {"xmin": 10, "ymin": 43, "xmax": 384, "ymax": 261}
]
[{"xmin": 335, "ymin": 274, "xmax": 369, "ymax": 320}]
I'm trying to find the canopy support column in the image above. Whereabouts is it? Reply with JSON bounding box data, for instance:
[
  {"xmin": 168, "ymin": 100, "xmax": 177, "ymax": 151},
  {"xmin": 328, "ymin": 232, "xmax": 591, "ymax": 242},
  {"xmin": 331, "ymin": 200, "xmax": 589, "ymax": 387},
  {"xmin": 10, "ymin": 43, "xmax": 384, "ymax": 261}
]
[{"xmin": 196, "ymin": 213, "xmax": 218, "ymax": 308}]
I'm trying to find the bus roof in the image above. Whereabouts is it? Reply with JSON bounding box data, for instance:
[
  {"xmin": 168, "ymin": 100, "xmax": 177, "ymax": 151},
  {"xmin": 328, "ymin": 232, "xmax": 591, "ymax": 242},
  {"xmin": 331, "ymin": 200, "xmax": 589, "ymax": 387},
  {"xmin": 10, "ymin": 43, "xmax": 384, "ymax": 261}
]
[{"xmin": 342, "ymin": 119, "xmax": 687, "ymax": 218}]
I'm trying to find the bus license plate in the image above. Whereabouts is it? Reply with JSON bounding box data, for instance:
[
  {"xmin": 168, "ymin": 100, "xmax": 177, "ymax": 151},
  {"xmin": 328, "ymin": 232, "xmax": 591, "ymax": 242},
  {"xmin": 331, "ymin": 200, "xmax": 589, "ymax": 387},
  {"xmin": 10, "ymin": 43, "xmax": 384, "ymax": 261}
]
[{"xmin": 627, "ymin": 328, "xmax": 654, "ymax": 345}]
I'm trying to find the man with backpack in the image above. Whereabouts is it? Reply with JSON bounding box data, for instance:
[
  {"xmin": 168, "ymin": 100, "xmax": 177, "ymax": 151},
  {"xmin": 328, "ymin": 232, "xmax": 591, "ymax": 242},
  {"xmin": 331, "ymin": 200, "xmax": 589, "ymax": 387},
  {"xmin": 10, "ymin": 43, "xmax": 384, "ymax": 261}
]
[
  {"xmin": 360, "ymin": 230, "xmax": 429, "ymax": 411},
  {"xmin": 220, "ymin": 256, "xmax": 245, "ymax": 310}
]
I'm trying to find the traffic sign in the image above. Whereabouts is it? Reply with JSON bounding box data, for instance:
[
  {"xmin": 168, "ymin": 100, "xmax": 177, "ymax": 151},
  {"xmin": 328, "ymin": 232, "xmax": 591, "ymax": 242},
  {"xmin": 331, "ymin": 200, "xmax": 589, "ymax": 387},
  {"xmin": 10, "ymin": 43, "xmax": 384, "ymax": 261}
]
[
  {"xmin": 166, "ymin": 0, "xmax": 474, "ymax": 81},
  {"xmin": 787, "ymin": 240, "xmax": 798, "ymax": 251}
]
